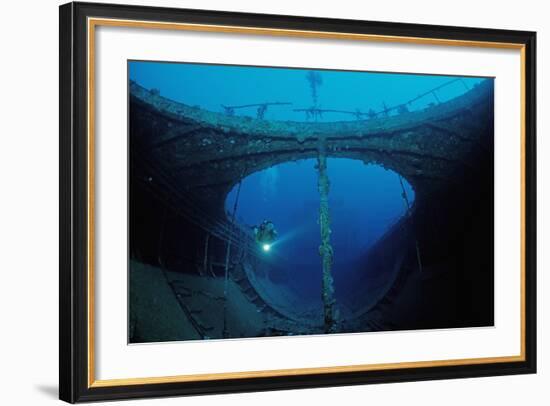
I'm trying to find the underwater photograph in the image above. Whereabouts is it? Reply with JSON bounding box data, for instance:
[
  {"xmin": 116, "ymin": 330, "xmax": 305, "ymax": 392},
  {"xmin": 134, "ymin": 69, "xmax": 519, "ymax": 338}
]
[{"xmin": 128, "ymin": 60, "xmax": 495, "ymax": 343}]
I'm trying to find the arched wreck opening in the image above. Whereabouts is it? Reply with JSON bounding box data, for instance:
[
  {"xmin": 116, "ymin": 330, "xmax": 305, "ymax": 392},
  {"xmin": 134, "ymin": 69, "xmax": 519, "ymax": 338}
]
[{"xmin": 223, "ymin": 158, "xmax": 416, "ymax": 321}]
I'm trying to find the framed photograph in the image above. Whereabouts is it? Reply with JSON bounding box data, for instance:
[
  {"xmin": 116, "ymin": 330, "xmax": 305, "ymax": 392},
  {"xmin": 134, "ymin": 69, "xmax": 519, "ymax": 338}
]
[{"xmin": 59, "ymin": 1, "xmax": 536, "ymax": 402}]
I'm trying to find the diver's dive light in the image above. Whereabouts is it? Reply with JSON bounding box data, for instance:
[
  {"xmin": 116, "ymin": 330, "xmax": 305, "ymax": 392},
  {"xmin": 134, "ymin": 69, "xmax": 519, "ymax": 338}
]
[{"xmin": 262, "ymin": 244, "xmax": 271, "ymax": 252}]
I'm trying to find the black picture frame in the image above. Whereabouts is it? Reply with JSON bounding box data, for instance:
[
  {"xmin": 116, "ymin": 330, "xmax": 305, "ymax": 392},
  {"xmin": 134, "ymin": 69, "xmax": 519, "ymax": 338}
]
[{"xmin": 60, "ymin": 1, "xmax": 537, "ymax": 403}]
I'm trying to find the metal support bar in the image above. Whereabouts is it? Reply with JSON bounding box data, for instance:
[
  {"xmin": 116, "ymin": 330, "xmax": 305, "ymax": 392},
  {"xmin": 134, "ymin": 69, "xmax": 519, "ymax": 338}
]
[
  {"xmin": 222, "ymin": 174, "xmax": 244, "ymax": 338},
  {"xmin": 398, "ymin": 175, "xmax": 423, "ymax": 273},
  {"xmin": 316, "ymin": 137, "xmax": 336, "ymax": 333}
]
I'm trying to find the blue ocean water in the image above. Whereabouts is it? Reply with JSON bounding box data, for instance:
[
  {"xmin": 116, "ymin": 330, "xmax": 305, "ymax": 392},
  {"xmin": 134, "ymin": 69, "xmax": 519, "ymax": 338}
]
[
  {"xmin": 129, "ymin": 61, "xmax": 484, "ymax": 122},
  {"xmin": 130, "ymin": 60, "xmax": 486, "ymax": 308},
  {"xmin": 225, "ymin": 159, "xmax": 414, "ymax": 303}
]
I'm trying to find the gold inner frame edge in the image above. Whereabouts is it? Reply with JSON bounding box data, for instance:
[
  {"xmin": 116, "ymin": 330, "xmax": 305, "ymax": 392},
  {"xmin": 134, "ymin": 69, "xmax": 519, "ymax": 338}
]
[{"xmin": 87, "ymin": 17, "xmax": 527, "ymax": 388}]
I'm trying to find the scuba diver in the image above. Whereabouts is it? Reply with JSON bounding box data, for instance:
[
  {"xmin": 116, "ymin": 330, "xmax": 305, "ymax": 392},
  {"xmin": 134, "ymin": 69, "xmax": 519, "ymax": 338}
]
[{"xmin": 253, "ymin": 220, "xmax": 278, "ymax": 250}]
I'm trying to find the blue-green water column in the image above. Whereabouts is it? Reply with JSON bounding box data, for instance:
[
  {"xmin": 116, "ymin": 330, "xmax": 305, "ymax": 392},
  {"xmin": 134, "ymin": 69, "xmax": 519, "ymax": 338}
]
[{"xmin": 316, "ymin": 138, "xmax": 336, "ymax": 333}]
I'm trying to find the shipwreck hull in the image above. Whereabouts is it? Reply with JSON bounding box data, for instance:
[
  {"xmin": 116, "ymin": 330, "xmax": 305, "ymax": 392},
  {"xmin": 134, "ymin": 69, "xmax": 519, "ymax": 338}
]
[{"xmin": 129, "ymin": 80, "xmax": 494, "ymax": 341}]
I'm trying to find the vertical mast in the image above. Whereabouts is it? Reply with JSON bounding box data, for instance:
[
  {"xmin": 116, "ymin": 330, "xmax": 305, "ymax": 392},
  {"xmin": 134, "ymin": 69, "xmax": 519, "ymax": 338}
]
[{"xmin": 317, "ymin": 137, "xmax": 336, "ymax": 332}]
